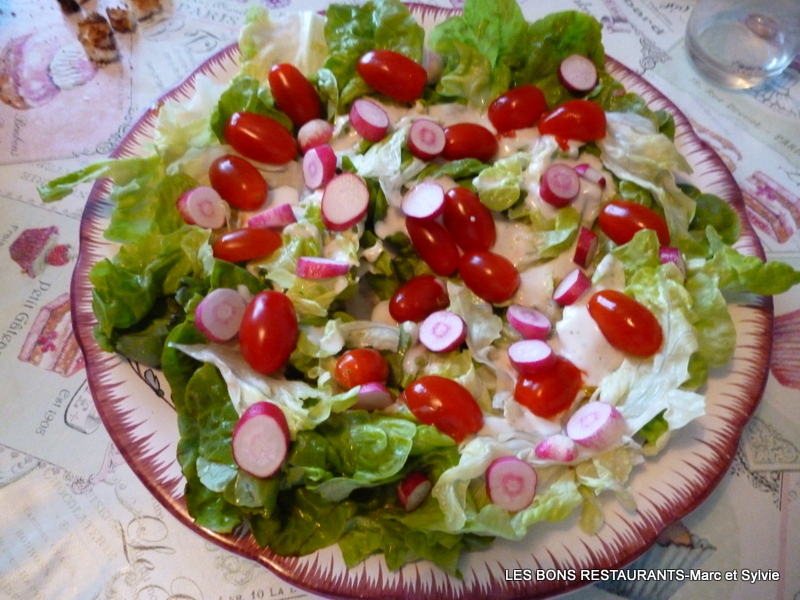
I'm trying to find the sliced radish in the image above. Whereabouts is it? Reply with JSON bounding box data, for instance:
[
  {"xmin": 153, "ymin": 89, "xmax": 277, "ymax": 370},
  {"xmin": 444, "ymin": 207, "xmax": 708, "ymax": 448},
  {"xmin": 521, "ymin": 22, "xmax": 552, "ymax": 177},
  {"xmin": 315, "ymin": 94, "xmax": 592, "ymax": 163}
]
[
  {"xmin": 506, "ymin": 305, "xmax": 551, "ymax": 340},
  {"xmin": 247, "ymin": 202, "xmax": 297, "ymax": 230},
  {"xmin": 397, "ymin": 471, "xmax": 432, "ymax": 512},
  {"xmin": 408, "ymin": 119, "xmax": 446, "ymax": 160},
  {"xmin": 352, "ymin": 381, "xmax": 395, "ymax": 411},
  {"xmin": 566, "ymin": 401, "xmax": 627, "ymax": 450},
  {"xmin": 534, "ymin": 434, "xmax": 578, "ymax": 462},
  {"xmin": 573, "ymin": 163, "xmax": 606, "ymax": 188},
  {"xmin": 195, "ymin": 287, "xmax": 248, "ymax": 343},
  {"xmin": 572, "ymin": 226, "xmax": 598, "ymax": 268},
  {"xmin": 659, "ymin": 246, "xmax": 686, "ymax": 277},
  {"xmin": 419, "ymin": 310, "xmax": 467, "ymax": 353},
  {"xmin": 349, "ymin": 98, "xmax": 390, "ymax": 142},
  {"xmin": 232, "ymin": 402, "xmax": 291, "ymax": 478},
  {"xmin": 177, "ymin": 186, "xmax": 227, "ymax": 229},
  {"xmin": 422, "ymin": 48, "xmax": 444, "ymax": 85},
  {"xmin": 303, "ymin": 144, "xmax": 337, "ymax": 190},
  {"xmin": 558, "ymin": 54, "xmax": 599, "ymax": 94},
  {"xmin": 321, "ymin": 172, "xmax": 370, "ymax": 231},
  {"xmin": 485, "ymin": 456, "xmax": 538, "ymax": 513},
  {"xmin": 539, "ymin": 163, "xmax": 581, "ymax": 208},
  {"xmin": 297, "ymin": 118, "xmax": 334, "ymax": 153},
  {"xmin": 296, "ymin": 256, "xmax": 350, "ymax": 279},
  {"xmin": 553, "ymin": 268, "xmax": 591, "ymax": 305},
  {"xmin": 507, "ymin": 339, "xmax": 556, "ymax": 375},
  {"xmin": 401, "ymin": 181, "xmax": 445, "ymax": 219}
]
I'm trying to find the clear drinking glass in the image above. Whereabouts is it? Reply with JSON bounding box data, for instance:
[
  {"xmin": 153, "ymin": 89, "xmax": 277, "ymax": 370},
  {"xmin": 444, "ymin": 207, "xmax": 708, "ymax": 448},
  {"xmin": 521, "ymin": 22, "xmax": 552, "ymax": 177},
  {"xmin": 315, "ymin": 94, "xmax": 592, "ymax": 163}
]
[{"xmin": 685, "ymin": 0, "xmax": 800, "ymax": 89}]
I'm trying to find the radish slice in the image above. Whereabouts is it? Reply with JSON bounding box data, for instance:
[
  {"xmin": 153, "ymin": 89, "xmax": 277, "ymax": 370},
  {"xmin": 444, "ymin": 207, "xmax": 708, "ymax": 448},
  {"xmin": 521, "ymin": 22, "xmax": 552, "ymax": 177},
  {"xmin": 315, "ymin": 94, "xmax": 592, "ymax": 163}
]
[
  {"xmin": 574, "ymin": 163, "xmax": 606, "ymax": 188},
  {"xmin": 195, "ymin": 287, "xmax": 248, "ymax": 343},
  {"xmin": 296, "ymin": 256, "xmax": 350, "ymax": 279},
  {"xmin": 539, "ymin": 163, "xmax": 581, "ymax": 207},
  {"xmin": 534, "ymin": 434, "xmax": 578, "ymax": 462},
  {"xmin": 485, "ymin": 456, "xmax": 538, "ymax": 513},
  {"xmin": 247, "ymin": 202, "xmax": 297, "ymax": 230},
  {"xmin": 352, "ymin": 382, "xmax": 394, "ymax": 411},
  {"xmin": 572, "ymin": 226, "xmax": 598, "ymax": 268},
  {"xmin": 419, "ymin": 310, "xmax": 467, "ymax": 353},
  {"xmin": 408, "ymin": 119, "xmax": 446, "ymax": 160},
  {"xmin": 321, "ymin": 173, "xmax": 370, "ymax": 231},
  {"xmin": 566, "ymin": 401, "xmax": 627, "ymax": 450},
  {"xmin": 558, "ymin": 54, "xmax": 599, "ymax": 94},
  {"xmin": 553, "ymin": 268, "xmax": 591, "ymax": 305},
  {"xmin": 177, "ymin": 186, "xmax": 227, "ymax": 229},
  {"xmin": 506, "ymin": 305, "xmax": 551, "ymax": 340},
  {"xmin": 401, "ymin": 181, "xmax": 445, "ymax": 219},
  {"xmin": 232, "ymin": 402, "xmax": 291, "ymax": 478},
  {"xmin": 507, "ymin": 339, "xmax": 556, "ymax": 375},
  {"xmin": 349, "ymin": 98, "xmax": 390, "ymax": 142},
  {"xmin": 303, "ymin": 144, "xmax": 337, "ymax": 190},
  {"xmin": 659, "ymin": 246, "xmax": 686, "ymax": 277},
  {"xmin": 397, "ymin": 471, "xmax": 432, "ymax": 512},
  {"xmin": 297, "ymin": 118, "xmax": 334, "ymax": 153},
  {"xmin": 422, "ymin": 48, "xmax": 444, "ymax": 85}
]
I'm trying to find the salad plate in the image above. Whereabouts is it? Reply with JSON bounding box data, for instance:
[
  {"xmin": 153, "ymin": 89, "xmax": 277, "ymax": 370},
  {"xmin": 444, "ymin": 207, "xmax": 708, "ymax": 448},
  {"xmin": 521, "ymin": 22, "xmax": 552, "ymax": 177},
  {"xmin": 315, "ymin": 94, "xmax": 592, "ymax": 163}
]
[{"xmin": 70, "ymin": 4, "xmax": 773, "ymax": 600}]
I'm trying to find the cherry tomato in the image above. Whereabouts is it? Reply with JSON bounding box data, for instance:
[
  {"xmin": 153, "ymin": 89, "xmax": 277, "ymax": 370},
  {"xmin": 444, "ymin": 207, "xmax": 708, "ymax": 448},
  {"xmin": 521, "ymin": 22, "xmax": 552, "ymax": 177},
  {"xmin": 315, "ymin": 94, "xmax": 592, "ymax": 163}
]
[
  {"xmin": 268, "ymin": 63, "xmax": 322, "ymax": 127},
  {"xmin": 405, "ymin": 217, "xmax": 460, "ymax": 276},
  {"xmin": 442, "ymin": 187, "xmax": 496, "ymax": 252},
  {"xmin": 208, "ymin": 154, "xmax": 268, "ymax": 211},
  {"xmin": 597, "ymin": 199, "xmax": 670, "ymax": 246},
  {"xmin": 441, "ymin": 123, "xmax": 498, "ymax": 163},
  {"xmin": 587, "ymin": 290, "xmax": 663, "ymax": 357},
  {"xmin": 224, "ymin": 111, "xmax": 297, "ymax": 165},
  {"xmin": 239, "ymin": 291, "xmax": 298, "ymax": 374},
  {"xmin": 538, "ymin": 100, "xmax": 606, "ymax": 146},
  {"xmin": 400, "ymin": 375, "xmax": 483, "ymax": 442},
  {"xmin": 514, "ymin": 356, "xmax": 583, "ymax": 418},
  {"xmin": 459, "ymin": 251, "xmax": 520, "ymax": 304},
  {"xmin": 389, "ymin": 275, "xmax": 449, "ymax": 323},
  {"xmin": 212, "ymin": 228, "xmax": 282, "ymax": 263},
  {"xmin": 356, "ymin": 50, "xmax": 427, "ymax": 103},
  {"xmin": 488, "ymin": 85, "xmax": 547, "ymax": 134},
  {"xmin": 334, "ymin": 348, "xmax": 390, "ymax": 389}
]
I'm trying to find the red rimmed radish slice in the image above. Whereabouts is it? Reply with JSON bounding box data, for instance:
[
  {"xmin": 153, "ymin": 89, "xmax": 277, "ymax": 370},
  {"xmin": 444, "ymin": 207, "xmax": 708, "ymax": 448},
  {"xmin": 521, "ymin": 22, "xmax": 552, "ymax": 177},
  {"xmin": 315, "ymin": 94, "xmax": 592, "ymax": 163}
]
[
  {"xmin": 486, "ymin": 456, "xmax": 538, "ymax": 513},
  {"xmin": 232, "ymin": 402, "xmax": 291, "ymax": 478},
  {"xmin": 573, "ymin": 226, "xmax": 598, "ymax": 268},
  {"xmin": 506, "ymin": 305, "xmax": 551, "ymax": 340},
  {"xmin": 195, "ymin": 287, "xmax": 248, "ymax": 343},
  {"xmin": 419, "ymin": 310, "xmax": 467, "ymax": 353},
  {"xmin": 321, "ymin": 173, "xmax": 370, "ymax": 231},
  {"xmin": 540, "ymin": 163, "xmax": 581, "ymax": 208},
  {"xmin": 353, "ymin": 382, "xmax": 394, "ymax": 411},
  {"xmin": 397, "ymin": 471, "xmax": 432, "ymax": 512},
  {"xmin": 408, "ymin": 119, "xmax": 446, "ymax": 160},
  {"xmin": 553, "ymin": 268, "xmax": 591, "ymax": 306},
  {"xmin": 566, "ymin": 401, "xmax": 627, "ymax": 450},
  {"xmin": 659, "ymin": 246, "xmax": 686, "ymax": 277},
  {"xmin": 247, "ymin": 202, "xmax": 297, "ymax": 230},
  {"xmin": 401, "ymin": 181, "xmax": 445, "ymax": 219},
  {"xmin": 558, "ymin": 54, "xmax": 599, "ymax": 94},
  {"xmin": 534, "ymin": 434, "xmax": 577, "ymax": 463},
  {"xmin": 297, "ymin": 118, "xmax": 334, "ymax": 153},
  {"xmin": 573, "ymin": 163, "xmax": 606, "ymax": 188},
  {"xmin": 349, "ymin": 98, "xmax": 390, "ymax": 142},
  {"xmin": 507, "ymin": 339, "xmax": 556, "ymax": 376},
  {"xmin": 177, "ymin": 186, "xmax": 227, "ymax": 229},
  {"xmin": 303, "ymin": 144, "xmax": 337, "ymax": 190},
  {"xmin": 422, "ymin": 48, "xmax": 444, "ymax": 85},
  {"xmin": 296, "ymin": 256, "xmax": 350, "ymax": 279}
]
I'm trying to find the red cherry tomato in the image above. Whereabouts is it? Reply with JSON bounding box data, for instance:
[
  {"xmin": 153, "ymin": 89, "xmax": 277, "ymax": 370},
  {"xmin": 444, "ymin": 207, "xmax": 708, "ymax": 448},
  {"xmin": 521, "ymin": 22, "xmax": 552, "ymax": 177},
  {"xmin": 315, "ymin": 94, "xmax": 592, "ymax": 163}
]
[
  {"xmin": 587, "ymin": 290, "xmax": 663, "ymax": 357},
  {"xmin": 459, "ymin": 251, "xmax": 520, "ymax": 304},
  {"xmin": 441, "ymin": 123, "xmax": 498, "ymax": 163},
  {"xmin": 334, "ymin": 348, "xmax": 390, "ymax": 389},
  {"xmin": 239, "ymin": 291, "xmax": 298, "ymax": 374},
  {"xmin": 268, "ymin": 63, "xmax": 322, "ymax": 127},
  {"xmin": 488, "ymin": 85, "xmax": 548, "ymax": 134},
  {"xmin": 389, "ymin": 275, "xmax": 449, "ymax": 323},
  {"xmin": 405, "ymin": 217, "xmax": 460, "ymax": 276},
  {"xmin": 514, "ymin": 356, "xmax": 583, "ymax": 418},
  {"xmin": 400, "ymin": 375, "xmax": 483, "ymax": 442},
  {"xmin": 442, "ymin": 187, "xmax": 496, "ymax": 252},
  {"xmin": 224, "ymin": 111, "xmax": 298, "ymax": 165},
  {"xmin": 356, "ymin": 50, "xmax": 427, "ymax": 103},
  {"xmin": 597, "ymin": 199, "xmax": 670, "ymax": 246},
  {"xmin": 208, "ymin": 154, "xmax": 268, "ymax": 211},
  {"xmin": 538, "ymin": 100, "xmax": 606, "ymax": 145},
  {"xmin": 212, "ymin": 228, "xmax": 282, "ymax": 263}
]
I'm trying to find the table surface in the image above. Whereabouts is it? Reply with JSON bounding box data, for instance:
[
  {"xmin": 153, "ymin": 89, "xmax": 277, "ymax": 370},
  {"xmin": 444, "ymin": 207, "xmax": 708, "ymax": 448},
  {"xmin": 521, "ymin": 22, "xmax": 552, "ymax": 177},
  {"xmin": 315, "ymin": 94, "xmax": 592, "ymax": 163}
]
[{"xmin": 1, "ymin": 1, "xmax": 799, "ymax": 599}]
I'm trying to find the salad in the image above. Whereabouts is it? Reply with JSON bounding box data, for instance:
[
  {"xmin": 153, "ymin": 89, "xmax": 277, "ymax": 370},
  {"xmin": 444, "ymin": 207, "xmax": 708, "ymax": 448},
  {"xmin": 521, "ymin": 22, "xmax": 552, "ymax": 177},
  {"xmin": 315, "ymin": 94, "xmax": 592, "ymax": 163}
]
[{"xmin": 40, "ymin": 0, "xmax": 800, "ymax": 578}]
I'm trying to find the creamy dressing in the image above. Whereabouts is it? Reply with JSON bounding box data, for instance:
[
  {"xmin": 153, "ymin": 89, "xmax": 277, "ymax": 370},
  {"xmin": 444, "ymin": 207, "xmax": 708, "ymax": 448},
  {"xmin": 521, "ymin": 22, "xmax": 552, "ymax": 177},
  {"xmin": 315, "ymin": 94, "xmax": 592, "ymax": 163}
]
[{"xmin": 554, "ymin": 303, "xmax": 625, "ymax": 386}]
